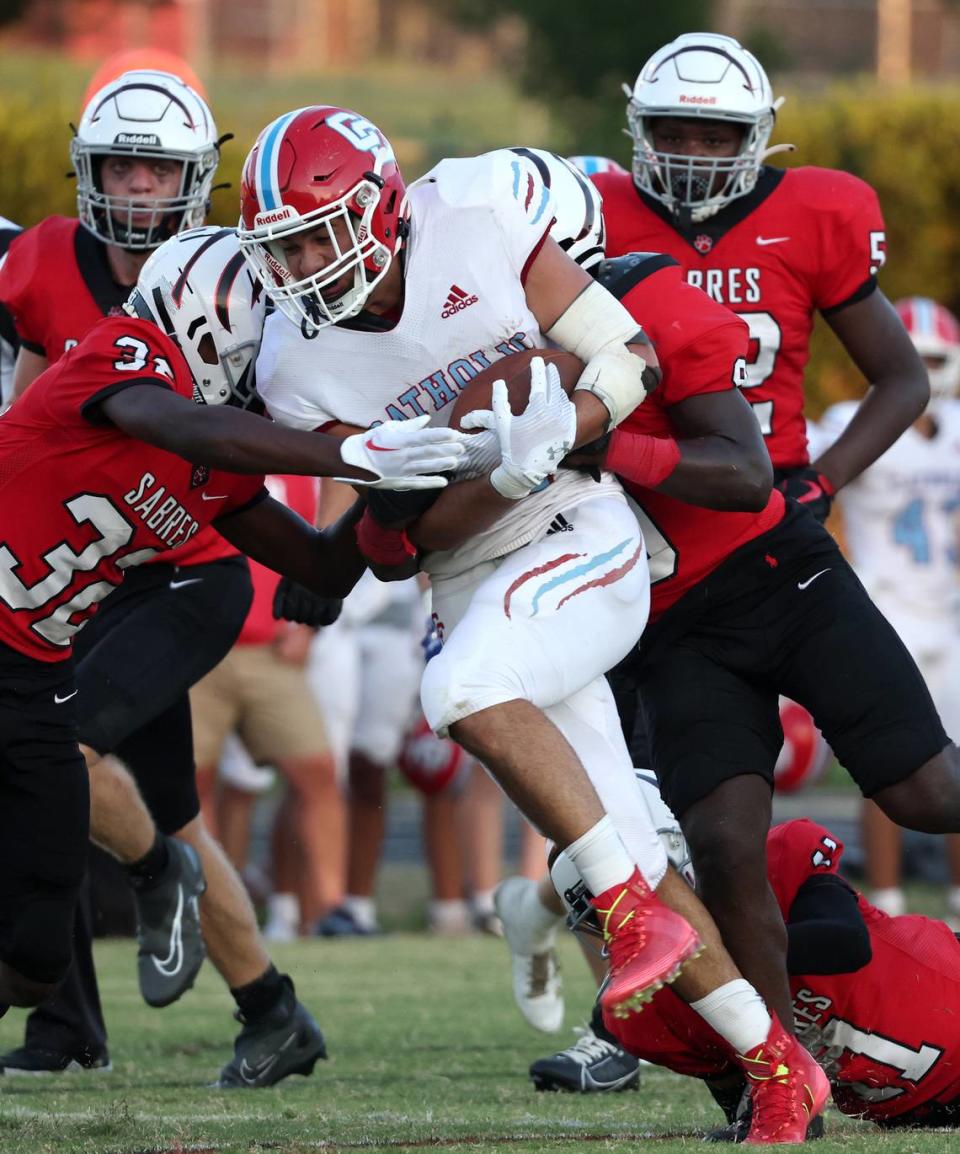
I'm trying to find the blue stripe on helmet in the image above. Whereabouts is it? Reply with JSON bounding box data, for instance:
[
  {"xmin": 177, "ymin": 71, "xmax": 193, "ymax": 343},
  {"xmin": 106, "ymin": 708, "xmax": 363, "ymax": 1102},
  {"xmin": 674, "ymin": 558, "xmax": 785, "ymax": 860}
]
[{"xmin": 258, "ymin": 110, "xmax": 299, "ymax": 212}]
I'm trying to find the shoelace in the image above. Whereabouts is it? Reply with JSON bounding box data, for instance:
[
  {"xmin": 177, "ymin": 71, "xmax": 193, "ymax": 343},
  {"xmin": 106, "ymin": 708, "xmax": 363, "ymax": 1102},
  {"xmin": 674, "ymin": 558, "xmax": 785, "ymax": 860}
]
[
  {"xmin": 748, "ymin": 1060, "xmax": 806, "ymax": 1137},
  {"xmin": 556, "ymin": 1026, "xmax": 621, "ymax": 1067}
]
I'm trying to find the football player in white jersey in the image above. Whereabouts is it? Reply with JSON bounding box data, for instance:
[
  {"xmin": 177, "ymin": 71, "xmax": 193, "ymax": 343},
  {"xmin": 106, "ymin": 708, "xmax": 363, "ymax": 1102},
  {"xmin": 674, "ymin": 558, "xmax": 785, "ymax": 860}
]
[
  {"xmin": 238, "ymin": 112, "xmax": 706, "ymax": 1021},
  {"xmin": 238, "ymin": 122, "xmax": 840, "ymax": 1134},
  {"xmin": 817, "ymin": 296, "xmax": 960, "ymax": 924}
]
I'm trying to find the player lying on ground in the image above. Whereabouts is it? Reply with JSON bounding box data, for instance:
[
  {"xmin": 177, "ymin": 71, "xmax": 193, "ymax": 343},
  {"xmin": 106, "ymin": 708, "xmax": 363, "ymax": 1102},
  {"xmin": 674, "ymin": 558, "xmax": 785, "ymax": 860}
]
[{"xmin": 554, "ymin": 795, "xmax": 960, "ymax": 1134}]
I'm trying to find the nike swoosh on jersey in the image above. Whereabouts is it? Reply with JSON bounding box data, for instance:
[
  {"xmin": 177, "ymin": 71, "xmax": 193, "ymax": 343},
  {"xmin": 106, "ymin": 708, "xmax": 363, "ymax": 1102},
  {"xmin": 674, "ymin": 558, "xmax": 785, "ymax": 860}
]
[
  {"xmin": 152, "ymin": 885, "xmax": 185, "ymax": 977},
  {"xmin": 364, "ymin": 436, "xmax": 398, "ymax": 452},
  {"xmin": 756, "ymin": 236, "xmax": 790, "ymax": 246},
  {"xmin": 169, "ymin": 578, "xmax": 204, "ymax": 590},
  {"xmin": 54, "ymin": 689, "xmax": 79, "ymax": 704},
  {"xmin": 797, "ymin": 568, "xmax": 831, "ymax": 591},
  {"xmin": 200, "ymin": 493, "xmax": 228, "ymax": 501}
]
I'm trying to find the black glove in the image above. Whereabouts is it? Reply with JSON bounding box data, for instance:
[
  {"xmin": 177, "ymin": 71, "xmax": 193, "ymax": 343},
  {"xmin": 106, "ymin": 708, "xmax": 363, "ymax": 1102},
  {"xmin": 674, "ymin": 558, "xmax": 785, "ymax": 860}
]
[
  {"xmin": 776, "ymin": 467, "xmax": 836, "ymax": 524},
  {"xmin": 272, "ymin": 577, "xmax": 343, "ymax": 627}
]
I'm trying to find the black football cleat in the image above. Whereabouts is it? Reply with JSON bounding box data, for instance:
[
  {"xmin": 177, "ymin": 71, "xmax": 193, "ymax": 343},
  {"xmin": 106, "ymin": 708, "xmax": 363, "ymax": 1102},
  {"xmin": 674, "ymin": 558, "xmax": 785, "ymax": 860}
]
[
  {"xmin": 0, "ymin": 1045, "xmax": 112, "ymax": 1076},
  {"xmin": 216, "ymin": 976, "xmax": 327, "ymax": 1089},
  {"xmin": 132, "ymin": 838, "xmax": 207, "ymax": 1008},
  {"xmin": 529, "ymin": 1024, "xmax": 641, "ymax": 1092}
]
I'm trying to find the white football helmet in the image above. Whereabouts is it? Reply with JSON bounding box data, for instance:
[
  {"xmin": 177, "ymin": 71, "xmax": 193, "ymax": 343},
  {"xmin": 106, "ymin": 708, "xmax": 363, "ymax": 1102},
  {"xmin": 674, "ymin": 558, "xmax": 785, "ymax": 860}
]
[
  {"xmin": 125, "ymin": 226, "xmax": 265, "ymax": 409},
  {"xmin": 625, "ymin": 33, "xmax": 786, "ymax": 222},
  {"xmin": 895, "ymin": 297, "xmax": 960, "ymax": 402},
  {"xmin": 72, "ymin": 69, "xmax": 220, "ymax": 250},
  {"xmin": 506, "ymin": 148, "xmax": 606, "ymax": 272}
]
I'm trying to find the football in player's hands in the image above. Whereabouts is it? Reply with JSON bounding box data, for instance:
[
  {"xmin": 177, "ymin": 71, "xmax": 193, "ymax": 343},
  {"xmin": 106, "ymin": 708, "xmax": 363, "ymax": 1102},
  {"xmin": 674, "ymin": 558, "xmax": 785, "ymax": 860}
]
[
  {"xmin": 462, "ymin": 357, "xmax": 578, "ymax": 499},
  {"xmin": 776, "ymin": 467, "xmax": 836, "ymax": 524},
  {"xmin": 272, "ymin": 576, "xmax": 343, "ymax": 628},
  {"xmin": 448, "ymin": 348, "xmax": 584, "ymax": 431}
]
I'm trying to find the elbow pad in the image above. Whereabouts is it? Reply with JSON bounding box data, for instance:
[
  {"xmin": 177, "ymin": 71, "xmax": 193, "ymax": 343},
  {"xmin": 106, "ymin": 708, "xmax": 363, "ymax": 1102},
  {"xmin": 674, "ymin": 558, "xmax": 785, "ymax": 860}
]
[{"xmin": 545, "ymin": 281, "xmax": 652, "ymax": 429}]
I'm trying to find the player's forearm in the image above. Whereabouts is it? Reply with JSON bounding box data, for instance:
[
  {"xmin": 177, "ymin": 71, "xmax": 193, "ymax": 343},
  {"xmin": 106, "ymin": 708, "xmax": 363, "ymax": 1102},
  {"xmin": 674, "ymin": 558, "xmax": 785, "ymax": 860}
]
[
  {"xmin": 658, "ymin": 436, "xmax": 773, "ymax": 510},
  {"xmin": 409, "ymin": 474, "xmax": 515, "ymax": 553},
  {"xmin": 812, "ymin": 373, "xmax": 927, "ymax": 491},
  {"xmin": 608, "ymin": 428, "xmax": 772, "ymax": 511},
  {"xmin": 158, "ymin": 406, "xmax": 376, "ymax": 483}
]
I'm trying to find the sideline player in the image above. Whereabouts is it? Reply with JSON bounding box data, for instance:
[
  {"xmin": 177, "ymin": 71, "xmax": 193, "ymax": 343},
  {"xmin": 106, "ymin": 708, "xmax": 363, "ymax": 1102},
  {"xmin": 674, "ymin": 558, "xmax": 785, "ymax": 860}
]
[
  {"xmin": 240, "ymin": 125, "xmax": 830, "ymax": 1142},
  {"xmin": 816, "ymin": 296, "xmax": 960, "ymax": 924},
  {"xmin": 571, "ymin": 805, "xmax": 960, "ymax": 1133},
  {"xmin": 0, "ymin": 225, "xmax": 465, "ymax": 1068},
  {"xmin": 592, "ymin": 32, "xmax": 927, "ymax": 521}
]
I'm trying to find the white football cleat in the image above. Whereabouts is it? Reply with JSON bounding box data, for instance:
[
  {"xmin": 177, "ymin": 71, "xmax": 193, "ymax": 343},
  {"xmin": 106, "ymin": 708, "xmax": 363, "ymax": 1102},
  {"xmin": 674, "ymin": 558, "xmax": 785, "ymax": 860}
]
[{"xmin": 494, "ymin": 876, "xmax": 565, "ymax": 1033}]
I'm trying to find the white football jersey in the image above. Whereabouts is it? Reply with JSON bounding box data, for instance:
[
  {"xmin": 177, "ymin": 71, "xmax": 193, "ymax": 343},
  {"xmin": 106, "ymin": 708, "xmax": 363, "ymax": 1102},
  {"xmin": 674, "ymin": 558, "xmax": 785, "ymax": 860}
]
[
  {"xmin": 257, "ymin": 152, "xmax": 622, "ymax": 577},
  {"xmin": 818, "ymin": 400, "xmax": 960, "ymax": 629}
]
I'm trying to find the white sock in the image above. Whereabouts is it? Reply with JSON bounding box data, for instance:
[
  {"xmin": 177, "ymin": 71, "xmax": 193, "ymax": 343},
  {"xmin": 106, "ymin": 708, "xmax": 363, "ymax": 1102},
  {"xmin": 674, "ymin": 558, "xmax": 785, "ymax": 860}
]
[
  {"xmin": 265, "ymin": 892, "xmax": 299, "ymax": 928},
  {"xmin": 472, "ymin": 888, "xmax": 497, "ymax": 916},
  {"xmin": 871, "ymin": 887, "xmax": 906, "ymax": 917},
  {"xmin": 690, "ymin": 979, "xmax": 772, "ymax": 1055},
  {"xmin": 429, "ymin": 899, "xmax": 470, "ymax": 934},
  {"xmin": 565, "ymin": 815, "xmax": 637, "ymax": 896},
  {"xmin": 343, "ymin": 894, "xmax": 378, "ymax": 931}
]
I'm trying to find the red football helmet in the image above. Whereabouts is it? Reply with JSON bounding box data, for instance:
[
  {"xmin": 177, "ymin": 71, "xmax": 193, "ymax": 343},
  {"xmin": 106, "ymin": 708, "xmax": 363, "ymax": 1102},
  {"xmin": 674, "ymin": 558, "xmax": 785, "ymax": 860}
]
[
  {"xmin": 774, "ymin": 698, "xmax": 830, "ymax": 794},
  {"xmin": 397, "ymin": 715, "xmax": 467, "ymax": 797},
  {"xmin": 895, "ymin": 296, "xmax": 960, "ymax": 402},
  {"xmin": 237, "ymin": 106, "xmax": 407, "ymax": 329}
]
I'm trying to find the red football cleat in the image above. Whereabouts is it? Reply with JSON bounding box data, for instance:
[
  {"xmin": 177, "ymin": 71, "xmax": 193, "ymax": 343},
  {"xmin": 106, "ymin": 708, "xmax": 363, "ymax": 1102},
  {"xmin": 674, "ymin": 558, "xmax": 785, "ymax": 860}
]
[
  {"xmin": 737, "ymin": 1014, "xmax": 830, "ymax": 1144},
  {"xmin": 591, "ymin": 867, "xmax": 702, "ymax": 1019}
]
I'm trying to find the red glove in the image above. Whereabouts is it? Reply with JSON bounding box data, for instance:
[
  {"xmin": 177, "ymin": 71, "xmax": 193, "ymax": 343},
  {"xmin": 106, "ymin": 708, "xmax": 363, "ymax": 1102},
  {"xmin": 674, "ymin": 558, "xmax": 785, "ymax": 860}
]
[
  {"xmin": 776, "ymin": 468, "xmax": 836, "ymax": 524},
  {"xmin": 356, "ymin": 508, "xmax": 418, "ymax": 567}
]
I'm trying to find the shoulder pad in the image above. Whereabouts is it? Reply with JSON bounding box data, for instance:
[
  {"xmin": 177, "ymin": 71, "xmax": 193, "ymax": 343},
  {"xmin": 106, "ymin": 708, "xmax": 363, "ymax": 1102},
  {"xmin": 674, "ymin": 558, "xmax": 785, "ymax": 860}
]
[{"xmin": 595, "ymin": 252, "xmax": 680, "ymax": 300}]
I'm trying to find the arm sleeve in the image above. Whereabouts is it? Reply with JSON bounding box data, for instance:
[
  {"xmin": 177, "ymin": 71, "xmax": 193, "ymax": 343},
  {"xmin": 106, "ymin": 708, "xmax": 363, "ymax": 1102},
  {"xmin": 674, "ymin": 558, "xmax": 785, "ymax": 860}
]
[
  {"xmin": 620, "ymin": 268, "xmax": 750, "ymax": 406},
  {"xmin": 0, "ymin": 226, "xmax": 44, "ymax": 348},
  {"xmin": 786, "ymin": 873, "xmax": 872, "ymax": 975},
  {"xmin": 53, "ymin": 320, "xmax": 178, "ymax": 427},
  {"xmin": 812, "ymin": 173, "xmax": 886, "ymax": 314},
  {"xmin": 431, "ymin": 152, "xmax": 557, "ymax": 282}
]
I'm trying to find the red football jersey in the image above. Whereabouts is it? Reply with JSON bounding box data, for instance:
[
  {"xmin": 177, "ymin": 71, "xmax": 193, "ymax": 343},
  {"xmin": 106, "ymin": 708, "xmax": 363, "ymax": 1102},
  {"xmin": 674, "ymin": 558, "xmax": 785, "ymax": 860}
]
[
  {"xmin": 769, "ymin": 819, "xmax": 960, "ymax": 1122},
  {"xmin": 239, "ymin": 474, "xmax": 319, "ymax": 646},
  {"xmin": 0, "ymin": 316, "xmax": 266, "ymax": 662},
  {"xmin": 0, "ymin": 215, "xmax": 237, "ymax": 569},
  {"xmin": 609, "ymin": 818, "xmax": 960, "ymax": 1121},
  {"xmin": 0, "ymin": 217, "xmax": 121, "ymax": 359},
  {"xmin": 594, "ymin": 166, "xmax": 886, "ymax": 470},
  {"xmin": 613, "ymin": 259, "xmax": 785, "ymax": 619}
]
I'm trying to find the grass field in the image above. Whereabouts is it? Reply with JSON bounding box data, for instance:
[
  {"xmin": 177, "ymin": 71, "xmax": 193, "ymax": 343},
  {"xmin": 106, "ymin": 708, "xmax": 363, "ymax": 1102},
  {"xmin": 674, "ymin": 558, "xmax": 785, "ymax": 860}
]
[{"xmin": 1, "ymin": 932, "xmax": 955, "ymax": 1154}]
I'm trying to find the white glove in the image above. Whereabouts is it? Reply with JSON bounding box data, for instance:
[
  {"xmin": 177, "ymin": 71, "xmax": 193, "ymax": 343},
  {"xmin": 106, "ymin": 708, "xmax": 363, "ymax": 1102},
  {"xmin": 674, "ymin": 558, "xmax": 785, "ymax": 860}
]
[
  {"xmin": 461, "ymin": 356, "xmax": 577, "ymax": 500},
  {"xmin": 338, "ymin": 415, "xmax": 469, "ymax": 491},
  {"xmin": 456, "ymin": 428, "xmax": 501, "ymax": 481}
]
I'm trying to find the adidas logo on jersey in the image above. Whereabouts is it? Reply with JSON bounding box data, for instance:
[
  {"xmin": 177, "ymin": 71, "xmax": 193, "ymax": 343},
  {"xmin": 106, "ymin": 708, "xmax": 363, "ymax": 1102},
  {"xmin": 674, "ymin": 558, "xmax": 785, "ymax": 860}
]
[
  {"xmin": 441, "ymin": 284, "xmax": 478, "ymax": 319},
  {"xmin": 546, "ymin": 513, "xmax": 575, "ymax": 536}
]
